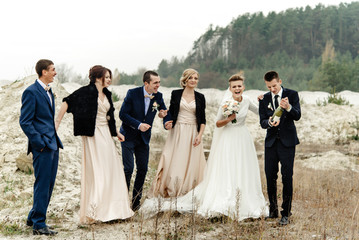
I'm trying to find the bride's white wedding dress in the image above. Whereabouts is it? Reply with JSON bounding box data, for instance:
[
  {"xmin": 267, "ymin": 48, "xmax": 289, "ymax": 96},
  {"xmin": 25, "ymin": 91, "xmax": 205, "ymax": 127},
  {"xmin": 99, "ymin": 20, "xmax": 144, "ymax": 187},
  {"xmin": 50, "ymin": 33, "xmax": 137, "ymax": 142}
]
[{"xmin": 140, "ymin": 94, "xmax": 268, "ymax": 220}]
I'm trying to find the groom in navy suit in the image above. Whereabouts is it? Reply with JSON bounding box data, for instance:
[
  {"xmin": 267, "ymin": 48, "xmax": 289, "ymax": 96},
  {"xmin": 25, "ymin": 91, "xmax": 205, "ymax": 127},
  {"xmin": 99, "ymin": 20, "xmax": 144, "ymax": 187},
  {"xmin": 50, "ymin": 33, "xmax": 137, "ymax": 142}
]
[
  {"xmin": 120, "ymin": 70, "xmax": 172, "ymax": 210},
  {"xmin": 20, "ymin": 59, "xmax": 63, "ymax": 235},
  {"xmin": 259, "ymin": 71, "xmax": 301, "ymax": 226}
]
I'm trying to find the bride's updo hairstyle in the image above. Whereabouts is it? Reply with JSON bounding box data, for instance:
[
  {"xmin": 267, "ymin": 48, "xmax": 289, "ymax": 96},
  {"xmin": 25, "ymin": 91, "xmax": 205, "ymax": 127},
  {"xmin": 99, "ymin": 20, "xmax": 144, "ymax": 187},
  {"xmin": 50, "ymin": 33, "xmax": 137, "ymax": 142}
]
[
  {"xmin": 89, "ymin": 65, "xmax": 112, "ymax": 85},
  {"xmin": 228, "ymin": 72, "xmax": 244, "ymax": 86},
  {"xmin": 180, "ymin": 68, "xmax": 199, "ymax": 88}
]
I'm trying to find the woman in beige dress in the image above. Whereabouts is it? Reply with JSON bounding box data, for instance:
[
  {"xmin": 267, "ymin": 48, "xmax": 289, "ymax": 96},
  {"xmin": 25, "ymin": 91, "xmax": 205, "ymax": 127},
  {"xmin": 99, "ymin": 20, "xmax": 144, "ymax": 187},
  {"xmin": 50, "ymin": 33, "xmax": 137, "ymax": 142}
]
[
  {"xmin": 147, "ymin": 68, "xmax": 207, "ymax": 198},
  {"xmin": 56, "ymin": 65, "xmax": 134, "ymax": 223}
]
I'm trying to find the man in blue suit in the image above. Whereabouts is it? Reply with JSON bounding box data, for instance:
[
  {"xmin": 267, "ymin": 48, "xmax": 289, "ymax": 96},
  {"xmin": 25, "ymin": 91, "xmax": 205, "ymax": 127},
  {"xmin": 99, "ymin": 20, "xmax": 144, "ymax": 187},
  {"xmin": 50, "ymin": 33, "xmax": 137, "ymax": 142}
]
[
  {"xmin": 20, "ymin": 59, "xmax": 63, "ymax": 235},
  {"xmin": 259, "ymin": 71, "xmax": 301, "ymax": 226},
  {"xmin": 120, "ymin": 70, "xmax": 172, "ymax": 210}
]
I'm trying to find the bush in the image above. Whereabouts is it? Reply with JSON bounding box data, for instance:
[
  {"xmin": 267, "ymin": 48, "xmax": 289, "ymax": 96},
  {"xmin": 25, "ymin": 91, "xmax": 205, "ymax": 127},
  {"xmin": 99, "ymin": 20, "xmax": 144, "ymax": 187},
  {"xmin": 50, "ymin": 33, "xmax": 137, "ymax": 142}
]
[
  {"xmin": 112, "ymin": 92, "xmax": 120, "ymax": 102},
  {"xmin": 316, "ymin": 89, "xmax": 350, "ymax": 106},
  {"xmin": 350, "ymin": 116, "xmax": 359, "ymax": 141},
  {"xmin": 326, "ymin": 92, "xmax": 350, "ymax": 105}
]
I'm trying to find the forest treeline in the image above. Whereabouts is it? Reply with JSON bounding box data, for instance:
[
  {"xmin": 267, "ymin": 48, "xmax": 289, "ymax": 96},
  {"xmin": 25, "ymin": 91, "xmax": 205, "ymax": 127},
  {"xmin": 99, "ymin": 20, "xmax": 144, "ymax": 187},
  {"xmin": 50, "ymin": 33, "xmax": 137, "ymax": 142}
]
[{"xmin": 61, "ymin": 2, "xmax": 359, "ymax": 92}]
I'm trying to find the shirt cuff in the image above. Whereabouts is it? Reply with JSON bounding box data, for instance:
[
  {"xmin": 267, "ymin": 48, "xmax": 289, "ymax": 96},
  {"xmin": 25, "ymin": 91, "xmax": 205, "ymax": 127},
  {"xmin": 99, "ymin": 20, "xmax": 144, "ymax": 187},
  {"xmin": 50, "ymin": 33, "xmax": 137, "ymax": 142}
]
[
  {"xmin": 286, "ymin": 104, "xmax": 292, "ymax": 112},
  {"xmin": 268, "ymin": 119, "xmax": 272, "ymax": 127},
  {"xmin": 138, "ymin": 123, "xmax": 142, "ymax": 129}
]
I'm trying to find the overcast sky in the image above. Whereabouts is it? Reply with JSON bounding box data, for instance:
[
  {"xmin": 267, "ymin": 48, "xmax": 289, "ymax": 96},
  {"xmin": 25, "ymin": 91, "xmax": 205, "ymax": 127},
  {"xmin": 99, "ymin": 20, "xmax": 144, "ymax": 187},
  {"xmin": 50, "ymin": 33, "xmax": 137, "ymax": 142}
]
[{"xmin": 0, "ymin": 0, "xmax": 351, "ymax": 81}]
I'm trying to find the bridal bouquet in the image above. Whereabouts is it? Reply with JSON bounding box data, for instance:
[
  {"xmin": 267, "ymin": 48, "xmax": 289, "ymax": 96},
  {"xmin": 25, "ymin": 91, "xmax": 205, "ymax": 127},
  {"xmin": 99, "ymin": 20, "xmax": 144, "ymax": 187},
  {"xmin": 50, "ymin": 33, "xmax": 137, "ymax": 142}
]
[{"xmin": 222, "ymin": 100, "xmax": 240, "ymax": 123}]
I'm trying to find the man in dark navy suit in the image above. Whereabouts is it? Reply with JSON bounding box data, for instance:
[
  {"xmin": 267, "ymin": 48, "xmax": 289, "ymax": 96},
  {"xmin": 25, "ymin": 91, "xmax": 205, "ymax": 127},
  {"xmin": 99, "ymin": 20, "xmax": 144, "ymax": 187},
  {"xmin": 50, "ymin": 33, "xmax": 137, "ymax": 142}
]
[
  {"xmin": 20, "ymin": 59, "xmax": 63, "ymax": 235},
  {"xmin": 119, "ymin": 70, "xmax": 171, "ymax": 210},
  {"xmin": 259, "ymin": 71, "xmax": 301, "ymax": 226}
]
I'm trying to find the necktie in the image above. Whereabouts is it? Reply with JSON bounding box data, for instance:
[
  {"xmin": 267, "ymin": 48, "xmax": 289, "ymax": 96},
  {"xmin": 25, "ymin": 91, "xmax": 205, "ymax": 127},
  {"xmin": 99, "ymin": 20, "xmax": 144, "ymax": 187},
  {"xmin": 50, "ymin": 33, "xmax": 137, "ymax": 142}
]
[
  {"xmin": 45, "ymin": 86, "xmax": 51, "ymax": 92},
  {"xmin": 144, "ymin": 95, "xmax": 154, "ymax": 99},
  {"xmin": 274, "ymin": 95, "xmax": 279, "ymax": 109}
]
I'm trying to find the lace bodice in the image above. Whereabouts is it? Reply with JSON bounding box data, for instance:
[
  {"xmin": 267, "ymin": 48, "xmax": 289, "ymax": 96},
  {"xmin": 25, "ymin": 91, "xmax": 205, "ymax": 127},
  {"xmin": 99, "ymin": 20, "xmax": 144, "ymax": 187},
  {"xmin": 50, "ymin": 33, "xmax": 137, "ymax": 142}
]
[{"xmin": 216, "ymin": 95, "xmax": 258, "ymax": 127}]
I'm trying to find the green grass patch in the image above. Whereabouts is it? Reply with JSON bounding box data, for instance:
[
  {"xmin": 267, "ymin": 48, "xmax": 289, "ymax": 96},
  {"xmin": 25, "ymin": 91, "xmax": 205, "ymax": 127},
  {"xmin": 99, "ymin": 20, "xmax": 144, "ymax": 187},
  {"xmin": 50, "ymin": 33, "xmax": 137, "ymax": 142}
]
[{"xmin": 0, "ymin": 221, "xmax": 25, "ymax": 236}]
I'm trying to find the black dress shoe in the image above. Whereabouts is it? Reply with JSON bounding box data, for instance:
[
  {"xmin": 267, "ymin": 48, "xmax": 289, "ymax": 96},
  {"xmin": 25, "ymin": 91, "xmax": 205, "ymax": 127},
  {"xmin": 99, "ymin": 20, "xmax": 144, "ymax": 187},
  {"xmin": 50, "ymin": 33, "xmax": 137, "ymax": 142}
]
[
  {"xmin": 265, "ymin": 211, "xmax": 278, "ymax": 219},
  {"xmin": 33, "ymin": 227, "xmax": 58, "ymax": 236},
  {"xmin": 26, "ymin": 219, "xmax": 33, "ymax": 227},
  {"xmin": 132, "ymin": 204, "xmax": 140, "ymax": 212},
  {"xmin": 27, "ymin": 220, "xmax": 54, "ymax": 230},
  {"xmin": 278, "ymin": 216, "xmax": 290, "ymax": 226}
]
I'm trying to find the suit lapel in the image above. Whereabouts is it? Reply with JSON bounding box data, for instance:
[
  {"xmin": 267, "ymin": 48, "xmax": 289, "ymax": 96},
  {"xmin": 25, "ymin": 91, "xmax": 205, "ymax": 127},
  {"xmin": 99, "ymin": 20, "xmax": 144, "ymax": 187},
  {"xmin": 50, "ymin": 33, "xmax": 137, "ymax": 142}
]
[
  {"xmin": 137, "ymin": 87, "xmax": 146, "ymax": 117},
  {"xmin": 281, "ymin": 87, "xmax": 288, "ymax": 99},
  {"xmin": 146, "ymin": 94, "xmax": 156, "ymax": 116},
  {"xmin": 49, "ymin": 88, "xmax": 55, "ymax": 114},
  {"xmin": 266, "ymin": 94, "xmax": 274, "ymax": 112},
  {"xmin": 35, "ymin": 81, "xmax": 53, "ymax": 110},
  {"xmin": 280, "ymin": 88, "xmax": 290, "ymax": 118},
  {"xmin": 270, "ymin": 98, "xmax": 275, "ymax": 111}
]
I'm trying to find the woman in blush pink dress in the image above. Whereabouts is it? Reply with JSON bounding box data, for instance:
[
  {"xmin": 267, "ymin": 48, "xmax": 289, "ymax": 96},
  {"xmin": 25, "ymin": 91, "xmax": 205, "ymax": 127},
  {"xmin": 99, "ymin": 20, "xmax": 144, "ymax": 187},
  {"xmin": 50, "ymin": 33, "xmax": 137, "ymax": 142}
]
[
  {"xmin": 56, "ymin": 65, "xmax": 134, "ymax": 224},
  {"xmin": 147, "ymin": 68, "xmax": 207, "ymax": 198}
]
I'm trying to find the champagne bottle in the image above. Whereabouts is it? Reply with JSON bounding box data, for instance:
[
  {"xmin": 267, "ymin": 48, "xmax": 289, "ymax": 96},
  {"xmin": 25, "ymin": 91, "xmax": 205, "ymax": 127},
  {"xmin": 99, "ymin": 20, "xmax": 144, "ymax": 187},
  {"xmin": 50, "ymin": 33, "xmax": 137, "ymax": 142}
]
[{"xmin": 271, "ymin": 106, "xmax": 283, "ymax": 122}]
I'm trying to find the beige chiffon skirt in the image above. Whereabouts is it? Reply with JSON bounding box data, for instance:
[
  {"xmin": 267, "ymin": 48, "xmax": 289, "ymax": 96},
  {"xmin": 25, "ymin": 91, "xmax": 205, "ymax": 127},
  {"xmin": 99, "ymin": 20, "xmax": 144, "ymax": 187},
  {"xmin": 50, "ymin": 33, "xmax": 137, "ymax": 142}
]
[
  {"xmin": 80, "ymin": 125, "xmax": 134, "ymax": 223},
  {"xmin": 149, "ymin": 122, "xmax": 206, "ymax": 198}
]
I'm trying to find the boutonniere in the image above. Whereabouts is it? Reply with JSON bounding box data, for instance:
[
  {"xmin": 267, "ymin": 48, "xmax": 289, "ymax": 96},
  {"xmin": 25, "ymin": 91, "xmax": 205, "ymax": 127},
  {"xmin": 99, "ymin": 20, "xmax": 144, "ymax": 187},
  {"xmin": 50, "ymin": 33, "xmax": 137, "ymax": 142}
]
[
  {"xmin": 268, "ymin": 103, "xmax": 273, "ymax": 111},
  {"xmin": 53, "ymin": 92, "xmax": 57, "ymax": 98},
  {"xmin": 152, "ymin": 101, "xmax": 160, "ymax": 112}
]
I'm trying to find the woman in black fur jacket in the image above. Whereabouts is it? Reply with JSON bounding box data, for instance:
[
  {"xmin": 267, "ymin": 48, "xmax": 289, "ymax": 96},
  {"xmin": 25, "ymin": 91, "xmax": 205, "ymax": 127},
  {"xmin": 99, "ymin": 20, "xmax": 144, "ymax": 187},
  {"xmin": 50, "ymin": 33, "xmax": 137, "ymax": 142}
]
[{"xmin": 55, "ymin": 65, "xmax": 134, "ymax": 224}]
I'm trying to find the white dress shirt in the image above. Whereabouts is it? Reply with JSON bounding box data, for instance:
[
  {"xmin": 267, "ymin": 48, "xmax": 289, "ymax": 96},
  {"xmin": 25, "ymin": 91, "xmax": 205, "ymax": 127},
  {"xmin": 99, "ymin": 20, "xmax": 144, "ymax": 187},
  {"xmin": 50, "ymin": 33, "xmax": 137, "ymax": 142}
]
[
  {"xmin": 137, "ymin": 86, "xmax": 153, "ymax": 129},
  {"xmin": 271, "ymin": 87, "xmax": 283, "ymax": 109},
  {"xmin": 270, "ymin": 87, "xmax": 291, "ymax": 112},
  {"xmin": 143, "ymin": 86, "xmax": 152, "ymax": 115},
  {"xmin": 37, "ymin": 79, "xmax": 52, "ymax": 106}
]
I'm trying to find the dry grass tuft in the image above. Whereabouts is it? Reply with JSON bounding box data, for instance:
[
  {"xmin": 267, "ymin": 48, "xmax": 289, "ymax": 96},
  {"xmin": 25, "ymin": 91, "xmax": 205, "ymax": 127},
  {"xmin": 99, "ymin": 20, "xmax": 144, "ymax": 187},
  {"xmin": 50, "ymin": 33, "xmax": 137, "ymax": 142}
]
[
  {"xmin": 1, "ymin": 151, "xmax": 358, "ymax": 240},
  {"xmin": 1, "ymin": 151, "xmax": 358, "ymax": 239}
]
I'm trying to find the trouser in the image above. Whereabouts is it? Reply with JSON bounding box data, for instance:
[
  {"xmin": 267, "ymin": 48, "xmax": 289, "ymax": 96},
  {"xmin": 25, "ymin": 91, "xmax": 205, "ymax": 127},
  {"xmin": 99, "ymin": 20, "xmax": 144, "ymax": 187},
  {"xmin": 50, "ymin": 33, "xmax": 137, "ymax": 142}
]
[
  {"xmin": 121, "ymin": 139, "xmax": 149, "ymax": 210},
  {"xmin": 265, "ymin": 140, "xmax": 295, "ymax": 217},
  {"xmin": 28, "ymin": 147, "xmax": 59, "ymax": 229}
]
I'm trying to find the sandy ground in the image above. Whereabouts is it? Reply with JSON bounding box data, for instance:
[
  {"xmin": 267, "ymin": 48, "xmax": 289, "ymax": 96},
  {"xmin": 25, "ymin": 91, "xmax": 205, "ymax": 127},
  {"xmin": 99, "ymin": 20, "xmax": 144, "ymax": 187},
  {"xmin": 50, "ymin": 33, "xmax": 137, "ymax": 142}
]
[{"xmin": 0, "ymin": 76, "xmax": 358, "ymax": 239}]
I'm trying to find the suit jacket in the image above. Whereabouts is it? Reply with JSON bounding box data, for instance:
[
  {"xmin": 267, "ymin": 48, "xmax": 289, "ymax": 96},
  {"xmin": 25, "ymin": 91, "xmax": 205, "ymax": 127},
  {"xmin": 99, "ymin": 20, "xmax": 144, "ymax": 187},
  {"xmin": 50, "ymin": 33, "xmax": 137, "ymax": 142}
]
[
  {"xmin": 20, "ymin": 80, "xmax": 63, "ymax": 154},
  {"xmin": 259, "ymin": 87, "xmax": 301, "ymax": 148},
  {"xmin": 63, "ymin": 82, "xmax": 117, "ymax": 137},
  {"xmin": 168, "ymin": 89, "xmax": 206, "ymax": 132},
  {"xmin": 119, "ymin": 86, "xmax": 170, "ymax": 145}
]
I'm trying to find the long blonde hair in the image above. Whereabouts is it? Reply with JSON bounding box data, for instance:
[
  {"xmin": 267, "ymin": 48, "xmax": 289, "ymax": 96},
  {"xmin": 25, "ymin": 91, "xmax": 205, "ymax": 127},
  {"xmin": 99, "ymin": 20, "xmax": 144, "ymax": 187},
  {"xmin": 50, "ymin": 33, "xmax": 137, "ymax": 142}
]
[{"xmin": 180, "ymin": 68, "xmax": 199, "ymax": 88}]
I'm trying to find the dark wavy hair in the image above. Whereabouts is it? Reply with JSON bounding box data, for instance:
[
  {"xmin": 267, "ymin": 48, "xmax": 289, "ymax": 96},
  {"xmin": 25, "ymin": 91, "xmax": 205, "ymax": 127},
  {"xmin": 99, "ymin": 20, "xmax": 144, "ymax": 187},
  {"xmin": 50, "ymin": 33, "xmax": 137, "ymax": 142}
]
[{"xmin": 89, "ymin": 65, "xmax": 112, "ymax": 84}]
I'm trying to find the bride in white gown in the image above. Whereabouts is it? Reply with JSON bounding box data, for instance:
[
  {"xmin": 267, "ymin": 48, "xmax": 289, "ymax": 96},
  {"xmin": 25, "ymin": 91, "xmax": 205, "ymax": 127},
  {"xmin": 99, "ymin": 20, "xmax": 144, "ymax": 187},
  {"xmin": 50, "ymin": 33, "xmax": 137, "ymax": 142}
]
[{"xmin": 140, "ymin": 73, "xmax": 268, "ymax": 220}]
